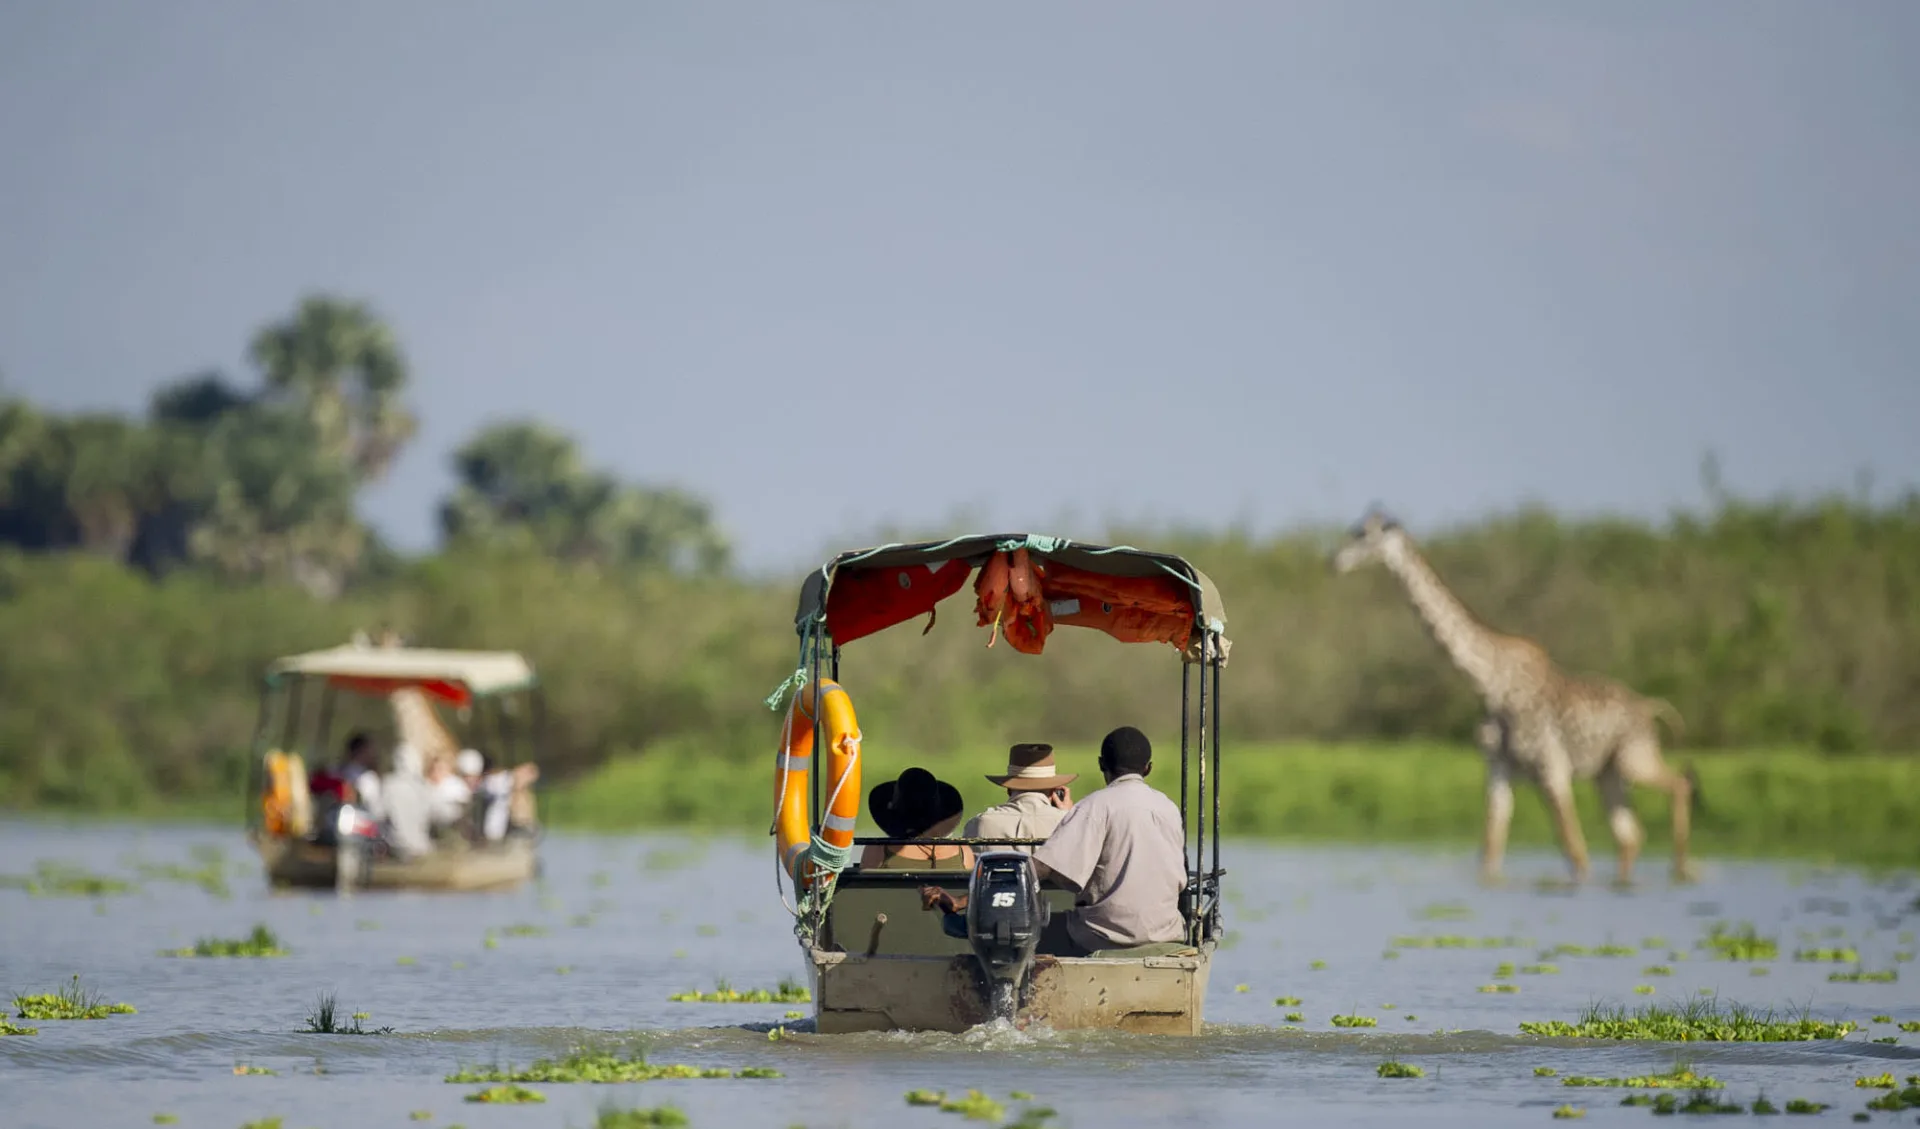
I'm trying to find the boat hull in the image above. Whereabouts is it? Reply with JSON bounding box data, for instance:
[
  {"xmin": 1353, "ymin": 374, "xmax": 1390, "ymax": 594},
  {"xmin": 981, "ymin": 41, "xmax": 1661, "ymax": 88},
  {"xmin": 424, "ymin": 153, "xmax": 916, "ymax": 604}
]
[
  {"xmin": 805, "ymin": 942, "xmax": 1214, "ymax": 1035},
  {"xmin": 255, "ymin": 835, "xmax": 538, "ymax": 893}
]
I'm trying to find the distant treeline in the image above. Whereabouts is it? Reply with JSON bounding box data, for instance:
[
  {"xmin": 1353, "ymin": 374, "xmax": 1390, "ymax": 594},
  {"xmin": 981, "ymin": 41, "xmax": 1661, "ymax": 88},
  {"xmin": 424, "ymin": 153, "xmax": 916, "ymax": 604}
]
[
  {"xmin": 3, "ymin": 493, "xmax": 1918, "ymax": 812},
  {"xmin": 2, "ymin": 295, "xmax": 1916, "ymax": 812}
]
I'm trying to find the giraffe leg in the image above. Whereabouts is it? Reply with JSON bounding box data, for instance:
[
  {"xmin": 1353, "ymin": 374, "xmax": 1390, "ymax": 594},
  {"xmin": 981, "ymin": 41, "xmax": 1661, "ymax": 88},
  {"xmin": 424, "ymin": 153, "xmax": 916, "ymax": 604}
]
[
  {"xmin": 1480, "ymin": 754, "xmax": 1515, "ymax": 886},
  {"xmin": 1537, "ymin": 766, "xmax": 1590, "ymax": 883},
  {"xmin": 1615, "ymin": 734, "xmax": 1696, "ymax": 884},
  {"xmin": 1598, "ymin": 766, "xmax": 1642, "ymax": 888}
]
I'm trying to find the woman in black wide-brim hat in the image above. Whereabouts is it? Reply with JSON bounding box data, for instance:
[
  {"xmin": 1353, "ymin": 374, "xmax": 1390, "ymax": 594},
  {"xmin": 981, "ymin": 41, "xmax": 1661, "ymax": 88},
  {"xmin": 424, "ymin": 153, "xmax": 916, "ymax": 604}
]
[{"xmin": 858, "ymin": 767, "xmax": 974, "ymax": 871}]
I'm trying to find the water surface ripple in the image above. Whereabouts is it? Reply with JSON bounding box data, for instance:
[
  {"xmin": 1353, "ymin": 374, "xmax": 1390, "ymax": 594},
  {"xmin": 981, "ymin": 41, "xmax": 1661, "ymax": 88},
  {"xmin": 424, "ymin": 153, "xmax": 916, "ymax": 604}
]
[{"xmin": 2, "ymin": 820, "xmax": 1915, "ymax": 1128}]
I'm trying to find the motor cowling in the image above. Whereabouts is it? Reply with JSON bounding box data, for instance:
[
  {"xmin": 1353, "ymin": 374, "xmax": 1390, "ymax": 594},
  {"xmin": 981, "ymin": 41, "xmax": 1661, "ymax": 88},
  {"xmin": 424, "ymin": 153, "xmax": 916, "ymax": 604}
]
[{"xmin": 965, "ymin": 851, "xmax": 1048, "ymax": 1020}]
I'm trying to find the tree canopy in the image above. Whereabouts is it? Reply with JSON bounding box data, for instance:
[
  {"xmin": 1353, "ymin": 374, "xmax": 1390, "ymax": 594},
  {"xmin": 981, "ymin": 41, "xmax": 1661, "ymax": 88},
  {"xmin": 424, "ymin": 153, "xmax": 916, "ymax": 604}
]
[{"xmin": 0, "ymin": 294, "xmax": 729, "ymax": 594}]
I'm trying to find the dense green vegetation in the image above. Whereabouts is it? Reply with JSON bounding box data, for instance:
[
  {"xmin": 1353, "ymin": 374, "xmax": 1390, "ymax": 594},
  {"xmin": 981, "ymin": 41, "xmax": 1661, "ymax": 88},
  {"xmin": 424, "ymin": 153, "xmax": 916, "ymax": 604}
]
[
  {"xmin": 544, "ymin": 741, "xmax": 1920, "ymax": 867},
  {"xmin": 4, "ymin": 294, "xmax": 1919, "ymax": 863}
]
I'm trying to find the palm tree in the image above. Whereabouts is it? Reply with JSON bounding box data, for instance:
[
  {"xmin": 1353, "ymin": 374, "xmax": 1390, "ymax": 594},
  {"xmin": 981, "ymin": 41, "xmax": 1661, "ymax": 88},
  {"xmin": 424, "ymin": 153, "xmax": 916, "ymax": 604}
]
[{"xmin": 249, "ymin": 295, "xmax": 416, "ymax": 483}]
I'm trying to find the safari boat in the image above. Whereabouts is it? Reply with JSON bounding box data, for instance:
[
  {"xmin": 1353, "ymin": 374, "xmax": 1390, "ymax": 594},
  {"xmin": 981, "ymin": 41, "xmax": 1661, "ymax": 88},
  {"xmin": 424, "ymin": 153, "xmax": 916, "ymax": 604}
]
[
  {"xmin": 245, "ymin": 640, "xmax": 546, "ymax": 894},
  {"xmin": 768, "ymin": 534, "xmax": 1229, "ymax": 1034}
]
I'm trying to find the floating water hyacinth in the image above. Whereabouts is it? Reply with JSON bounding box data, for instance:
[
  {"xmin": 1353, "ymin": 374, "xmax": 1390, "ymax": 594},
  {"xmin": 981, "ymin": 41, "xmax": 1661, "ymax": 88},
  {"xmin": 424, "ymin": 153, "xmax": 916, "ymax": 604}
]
[
  {"xmin": 447, "ymin": 1047, "xmax": 782, "ymax": 1084},
  {"xmin": 668, "ymin": 977, "xmax": 809, "ymax": 1004},
  {"xmin": 1376, "ymin": 1061, "xmax": 1423, "ymax": 1078},
  {"xmin": 1331, "ymin": 1014, "xmax": 1376, "ymax": 1028},
  {"xmin": 466, "ymin": 1084, "xmax": 545, "ymax": 1104},
  {"xmin": 162, "ymin": 924, "xmax": 289, "ymax": 958},
  {"xmin": 1519, "ymin": 1000, "xmax": 1855, "ymax": 1042},
  {"xmin": 14, "ymin": 976, "xmax": 135, "ymax": 1020}
]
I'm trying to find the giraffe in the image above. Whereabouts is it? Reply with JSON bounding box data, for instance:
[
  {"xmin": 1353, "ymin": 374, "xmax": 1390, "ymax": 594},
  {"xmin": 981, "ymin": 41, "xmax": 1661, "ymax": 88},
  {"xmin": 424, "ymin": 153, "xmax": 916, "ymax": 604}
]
[{"xmin": 1331, "ymin": 510, "xmax": 1698, "ymax": 885}]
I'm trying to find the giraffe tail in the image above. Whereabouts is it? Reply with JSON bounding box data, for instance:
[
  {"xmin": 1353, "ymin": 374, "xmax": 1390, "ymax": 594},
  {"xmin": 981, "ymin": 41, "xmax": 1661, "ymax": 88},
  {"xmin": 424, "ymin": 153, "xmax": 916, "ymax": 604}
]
[
  {"xmin": 1646, "ymin": 698, "xmax": 1686, "ymax": 739},
  {"xmin": 1684, "ymin": 763, "xmax": 1707, "ymax": 819}
]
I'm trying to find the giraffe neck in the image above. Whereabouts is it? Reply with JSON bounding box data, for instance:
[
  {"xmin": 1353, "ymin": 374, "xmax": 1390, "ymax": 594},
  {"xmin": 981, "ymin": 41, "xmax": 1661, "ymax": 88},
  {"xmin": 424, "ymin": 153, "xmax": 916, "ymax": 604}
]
[{"xmin": 1381, "ymin": 538, "xmax": 1507, "ymax": 703}]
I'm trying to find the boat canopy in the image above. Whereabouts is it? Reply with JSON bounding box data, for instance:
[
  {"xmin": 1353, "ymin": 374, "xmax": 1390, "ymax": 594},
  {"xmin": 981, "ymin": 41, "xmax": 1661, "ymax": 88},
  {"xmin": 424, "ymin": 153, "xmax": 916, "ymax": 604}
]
[
  {"xmin": 265, "ymin": 645, "xmax": 538, "ymax": 705},
  {"xmin": 792, "ymin": 533, "xmax": 1230, "ymax": 662}
]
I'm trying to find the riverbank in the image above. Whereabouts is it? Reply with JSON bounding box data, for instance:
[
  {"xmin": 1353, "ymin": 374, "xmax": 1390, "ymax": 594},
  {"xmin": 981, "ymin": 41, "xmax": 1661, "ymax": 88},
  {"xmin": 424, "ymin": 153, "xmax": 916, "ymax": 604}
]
[{"xmin": 542, "ymin": 741, "xmax": 1920, "ymax": 869}]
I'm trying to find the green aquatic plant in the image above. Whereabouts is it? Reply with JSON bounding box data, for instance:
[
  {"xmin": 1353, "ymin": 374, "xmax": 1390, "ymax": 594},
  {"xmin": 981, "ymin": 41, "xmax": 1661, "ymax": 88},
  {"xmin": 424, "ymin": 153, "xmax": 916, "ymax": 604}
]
[
  {"xmin": 1478, "ymin": 984, "xmax": 1518, "ymax": 994},
  {"xmin": 1551, "ymin": 1105, "xmax": 1584, "ymax": 1119},
  {"xmin": 466, "ymin": 1085, "xmax": 545, "ymax": 1104},
  {"xmin": 499, "ymin": 923, "xmax": 547, "ymax": 937},
  {"xmin": 238, "ymin": 1118, "xmax": 283, "ymax": 1129},
  {"xmin": 1784, "ymin": 1100, "xmax": 1827, "ymax": 1114},
  {"xmin": 1331, "ymin": 1014, "xmax": 1376, "ymax": 1027},
  {"xmin": 1518, "ymin": 999, "xmax": 1856, "ymax": 1042},
  {"xmin": 1871, "ymin": 1014, "xmax": 1893, "ymax": 1023},
  {"xmin": 1828, "ymin": 968, "xmax": 1896, "ymax": 983},
  {"xmin": 302, "ymin": 993, "xmax": 392, "ymax": 1035},
  {"xmin": 152, "ymin": 1116, "xmax": 178, "ymax": 1125},
  {"xmin": 905, "ymin": 1090, "xmax": 945, "ymax": 1106},
  {"xmin": 1642, "ymin": 965, "xmax": 1673, "ymax": 976},
  {"xmin": 1863, "ymin": 1081, "xmax": 1920, "ymax": 1112},
  {"xmin": 1548, "ymin": 942, "xmax": 1635, "ymax": 958},
  {"xmin": 1856, "ymin": 1073, "xmax": 1896, "ymax": 1089},
  {"xmin": 14, "ymin": 975, "xmax": 135, "ymax": 1020},
  {"xmin": 1562, "ymin": 1066, "xmax": 1722, "ymax": 1089},
  {"xmin": 1377, "ymin": 1060, "xmax": 1424, "ymax": 1078},
  {"xmin": 1648, "ymin": 1090, "xmax": 1742, "ymax": 1114},
  {"xmin": 1494, "ymin": 962, "xmax": 1517, "ymax": 978},
  {"xmin": 447, "ymin": 1047, "xmax": 782, "ymax": 1084},
  {"xmin": 1699, "ymin": 922, "xmax": 1778, "ymax": 961},
  {"xmin": 939, "ymin": 1090, "xmax": 1005, "ymax": 1121},
  {"xmin": 1390, "ymin": 934, "xmax": 1524, "ymax": 950},
  {"xmin": 1284, "ymin": 1012, "xmax": 1303, "ymax": 1023},
  {"xmin": 1415, "ymin": 901, "xmax": 1473, "ymax": 921},
  {"xmin": 669, "ymin": 976, "xmax": 810, "ymax": 1003},
  {"xmin": 1, "ymin": 861, "xmax": 135, "ymax": 898},
  {"xmin": 1310, "ymin": 960, "xmax": 1327, "ymax": 970},
  {"xmin": 1, "ymin": 1018, "xmax": 38, "ymax": 1036},
  {"xmin": 232, "ymin": 1065, "xmax": 275, "ymax": 1076},
  {"xmin": 1750, "ymin": 1094, "xmax": 1779, "ymax": 1115},
  {"xmin": 1521, "ymin": 964, "xmax": 1561, "ymax": 975},
  {"xmin": 596, "ymin": 1106, "xmax": 690, "ymax": 1128},
  {"xmin": 1536, "ymin": 1067, "xmax": 1558, "ymax": 1077},
  {"xmin": 1274, "ymin": 995, "xmax": 1302, "ymax": 1006},
  {"xmin": 1900, "ymin": 1021, "xmax": 1920, "ymax": 1032},
  {"xmin": 1794, "ymin": 946, "xmax": 1860, "ymax": 963},
  {"xmin": 1633, "ymin": 985, "xmax": 1655, "ymax": 995},
  {"xmin": 409, "ymin": 1113, "xmax": 431, "ymax": 1121},
  {"xmin": 1234, "ymin": 983, "xmax": 1249, "ymax": 993},
  {"xmin": 163, "ymin": 924, "xmax": 289, "ymax": 958}
]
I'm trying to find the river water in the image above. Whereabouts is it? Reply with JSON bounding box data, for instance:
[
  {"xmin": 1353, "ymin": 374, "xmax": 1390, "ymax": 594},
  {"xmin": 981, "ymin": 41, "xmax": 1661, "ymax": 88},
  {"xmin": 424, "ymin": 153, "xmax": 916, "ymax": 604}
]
[{"xmin": 2, "ymin": 820, "xmax": 1916, "ymax": 1129}]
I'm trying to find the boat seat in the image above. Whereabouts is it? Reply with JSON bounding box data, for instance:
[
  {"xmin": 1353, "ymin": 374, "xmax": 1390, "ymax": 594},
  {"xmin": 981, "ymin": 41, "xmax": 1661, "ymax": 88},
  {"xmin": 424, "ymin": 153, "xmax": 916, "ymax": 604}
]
[{"xmin": 818, "ymin": 867, "xmax": 1078, "ymax": 957}]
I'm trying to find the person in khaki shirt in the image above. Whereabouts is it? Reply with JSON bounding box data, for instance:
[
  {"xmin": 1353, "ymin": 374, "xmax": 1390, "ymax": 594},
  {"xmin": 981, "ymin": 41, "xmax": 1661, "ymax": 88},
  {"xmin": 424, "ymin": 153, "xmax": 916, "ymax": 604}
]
[
  {"xmin": 962, "ymin": 743, "xmax": 1077, "ymax": 854},
  {"xmin": 922, "ymin": 726, "xmax": 1187, "ymax": 957}
]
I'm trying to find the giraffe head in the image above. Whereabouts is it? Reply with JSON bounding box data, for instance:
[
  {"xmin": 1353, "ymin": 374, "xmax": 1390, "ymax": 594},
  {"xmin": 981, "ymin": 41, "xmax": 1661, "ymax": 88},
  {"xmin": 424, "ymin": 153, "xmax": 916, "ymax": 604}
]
[{"xmin": 1331, "ymin": 507, "xmax": 1408, "ymax": 573}]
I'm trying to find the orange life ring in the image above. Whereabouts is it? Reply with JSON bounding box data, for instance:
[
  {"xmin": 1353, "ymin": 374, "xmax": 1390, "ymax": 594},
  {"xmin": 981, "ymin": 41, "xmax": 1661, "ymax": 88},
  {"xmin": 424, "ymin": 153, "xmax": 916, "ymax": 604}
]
[{"xmin": 773, "ymin": 678, "xmax": 863, "ymax": 887}]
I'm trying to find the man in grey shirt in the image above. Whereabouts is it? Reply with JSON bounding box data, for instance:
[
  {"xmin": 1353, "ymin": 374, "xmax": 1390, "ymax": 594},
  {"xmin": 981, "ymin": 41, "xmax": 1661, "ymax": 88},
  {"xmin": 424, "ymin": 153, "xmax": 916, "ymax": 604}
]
[
  {"xmin": 962, "ymin": 743, "xmax": 1076, "ymax": 855},
  {"xmin": 924, "ymin": 726, "xmax": 1188, "ymax": 956}
]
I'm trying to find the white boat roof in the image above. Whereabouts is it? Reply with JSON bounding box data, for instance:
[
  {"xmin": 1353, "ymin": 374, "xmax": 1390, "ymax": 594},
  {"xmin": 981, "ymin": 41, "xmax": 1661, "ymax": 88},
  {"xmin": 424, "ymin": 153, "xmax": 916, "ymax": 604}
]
[{"xmin": 266, "ymin": 645, "xmax": 538, "ymax": 696}]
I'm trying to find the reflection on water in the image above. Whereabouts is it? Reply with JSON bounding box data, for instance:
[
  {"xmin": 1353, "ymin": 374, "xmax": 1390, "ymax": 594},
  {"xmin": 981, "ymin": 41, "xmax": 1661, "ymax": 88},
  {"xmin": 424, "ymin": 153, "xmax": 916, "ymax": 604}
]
[{"xmin": 2, "ymin": 819, "xmax": 1916, "ymax": 1129}]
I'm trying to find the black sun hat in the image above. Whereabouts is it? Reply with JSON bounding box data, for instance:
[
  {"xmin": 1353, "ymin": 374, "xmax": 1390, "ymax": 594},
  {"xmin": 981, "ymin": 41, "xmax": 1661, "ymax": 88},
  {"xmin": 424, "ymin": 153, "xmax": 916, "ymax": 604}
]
[{"xmin": 867, "ymin": 767, "xmax": 966, "ymax": 839}]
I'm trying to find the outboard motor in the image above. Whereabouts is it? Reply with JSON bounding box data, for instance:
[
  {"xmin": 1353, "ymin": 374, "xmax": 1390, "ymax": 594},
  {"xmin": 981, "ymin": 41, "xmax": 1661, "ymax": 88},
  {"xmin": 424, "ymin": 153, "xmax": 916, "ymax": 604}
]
[{"xmin": 965, "ymin": 851, "xmax": 1049, "ymax": 1021}]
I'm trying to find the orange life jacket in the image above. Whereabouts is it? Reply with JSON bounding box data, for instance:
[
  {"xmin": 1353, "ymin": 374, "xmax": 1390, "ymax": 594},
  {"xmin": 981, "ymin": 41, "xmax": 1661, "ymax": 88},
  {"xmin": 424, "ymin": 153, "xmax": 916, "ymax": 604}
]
[{"xmin": 826, "ymin": 558, "xmax": 973, "ymax": 644}]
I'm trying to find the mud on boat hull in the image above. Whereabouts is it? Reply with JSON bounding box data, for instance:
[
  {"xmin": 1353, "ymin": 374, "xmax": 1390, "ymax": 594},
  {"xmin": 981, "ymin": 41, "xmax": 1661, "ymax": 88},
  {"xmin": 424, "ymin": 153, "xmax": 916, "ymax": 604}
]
[
  {"xmin": 256, "ymin": 836, "xmax": 538, "ymax": 892},
  {"xmin": 805, "ymin": 943, "xmax": 1214, "ymax": 1035}
]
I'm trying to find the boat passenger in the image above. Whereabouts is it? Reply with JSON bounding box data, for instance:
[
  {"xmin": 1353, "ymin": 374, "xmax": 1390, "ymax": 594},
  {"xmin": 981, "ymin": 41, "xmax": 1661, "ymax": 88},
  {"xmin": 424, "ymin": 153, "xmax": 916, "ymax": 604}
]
[
  {"xmin": 475, "ymin": 755, "xmax": 515, "ymax": 841},
  {"xmin": 922, "ymin": 726, "xmax": 1186, "ymax": 957},
  {"xmin": 381, "ymin": 742, "xmax": 435, "ymax": 860},
  {"xmin": 860, "ymin": 768, "xmax": 974, "ymax": 871},
  {"xmin": 309, "ymin": 731, "xmax": 379, "ymax": 805},
  {"xmin": 426, "ymin": 751, "xmax": 473, "ymax": 835},
  {"xmin": 961, "ymin": 743, "xmax": 1075, "ymax": 855}
]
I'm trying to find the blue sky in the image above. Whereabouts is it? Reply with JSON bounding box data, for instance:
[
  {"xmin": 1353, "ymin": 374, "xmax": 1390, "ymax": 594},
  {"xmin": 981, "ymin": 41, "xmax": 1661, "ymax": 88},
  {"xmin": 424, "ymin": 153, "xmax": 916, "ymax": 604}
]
[{"xmin": 2, "ymin": 1, "xmax": 1915, "ymax": 572}]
